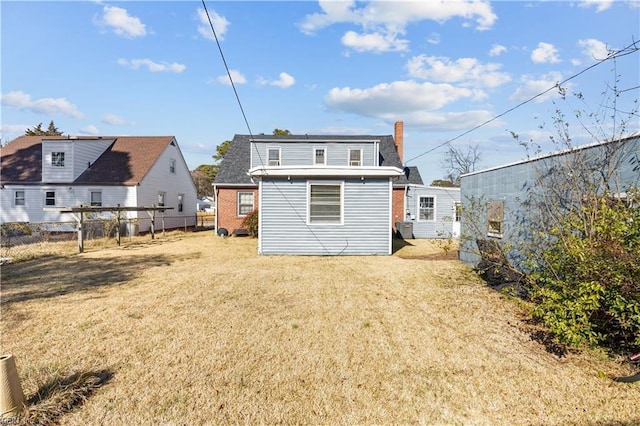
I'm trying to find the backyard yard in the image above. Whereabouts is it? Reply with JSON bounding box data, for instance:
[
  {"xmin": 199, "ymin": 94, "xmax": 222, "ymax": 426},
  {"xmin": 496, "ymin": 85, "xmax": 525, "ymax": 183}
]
[{"xmin": 1, "ymin": 231, "xmax": 638, "ymax": 425}]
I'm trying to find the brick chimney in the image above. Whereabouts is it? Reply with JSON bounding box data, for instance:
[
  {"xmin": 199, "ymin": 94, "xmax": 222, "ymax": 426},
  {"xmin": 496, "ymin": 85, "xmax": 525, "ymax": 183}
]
[{"xmin": 394, "ymin": 120, "xmax": 404, "ymax": 163}]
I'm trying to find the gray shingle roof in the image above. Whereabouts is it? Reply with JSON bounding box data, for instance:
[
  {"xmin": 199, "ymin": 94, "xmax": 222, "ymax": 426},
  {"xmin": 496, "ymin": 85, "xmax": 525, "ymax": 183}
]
[{"xmin": 214, "ymin": 133, "xmax": 422, "ymax": 186}]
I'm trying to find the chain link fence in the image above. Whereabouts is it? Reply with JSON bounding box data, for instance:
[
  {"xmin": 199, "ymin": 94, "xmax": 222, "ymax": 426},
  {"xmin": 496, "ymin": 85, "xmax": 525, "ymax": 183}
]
[{"xmin": 1, "ymin": 213, "xmax": 215, "ymax": 263}]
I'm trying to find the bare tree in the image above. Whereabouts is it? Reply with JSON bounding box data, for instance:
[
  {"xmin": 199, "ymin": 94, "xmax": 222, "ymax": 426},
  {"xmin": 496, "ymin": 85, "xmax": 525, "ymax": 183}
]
[{"xmin": 441, "ymin": 144, "xmax": 482, "ymax": 186}]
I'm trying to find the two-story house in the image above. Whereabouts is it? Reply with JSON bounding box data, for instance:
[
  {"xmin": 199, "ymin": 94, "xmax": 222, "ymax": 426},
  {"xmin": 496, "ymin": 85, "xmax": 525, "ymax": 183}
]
[
  {"xmin": 0, "ymin": 135, "xmax": 197, "ymax": 234},
  {"xmin": 213, "ymin": 122, "xmax": 423, "ymax": 255}
]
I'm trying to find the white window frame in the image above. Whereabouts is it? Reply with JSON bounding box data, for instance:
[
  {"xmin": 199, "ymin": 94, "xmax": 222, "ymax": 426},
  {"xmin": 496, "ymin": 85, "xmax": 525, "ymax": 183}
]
[
  {"xmin": 177, "ymin": 193, "xmax": 184, "ymax": 212},
  {"xmin": 418, "ymin": 196, "xmax": 436, "ymax": 222},
  {"xmin": 455, "ymin": 202, "xmax": 462, "ymax": 222},
  {"xmin": 267, "ymin": 147, "xmax": 281, "ymax": 166},
  {"xmin": 237, "ymin": 191, "xmax": 254, "ymax": 217},
  {"xmin": 45, "ymin": 190, "xmax": 56, "ymax": 206},
  {"xmin": 158, "ymin": 192, "xmax": 166, "ymax": 207},
  {"xmin": 14, "ymin": 190, "xmax": 25, "ymax": 206},
  {"xmin": 51, "ymin": 152, "xmax": 65, "ymax": 167},
  {"xmin": 307, "ymin": 181, "xmax": 343, "ymax": 225},
  {"xmin": 90, "ymin": 190, "xmax": 102, "ymax": 207},
  {"xmin": 314, "ymin": 147, "xmax": 327, "ymax": 165},
  {"xmin": 349, "ymin": 148, "xmax": 363, "ymax": 166},
  {"xmin": 170, "ymin": 159, "xmax": 176, "ymax": 174}
]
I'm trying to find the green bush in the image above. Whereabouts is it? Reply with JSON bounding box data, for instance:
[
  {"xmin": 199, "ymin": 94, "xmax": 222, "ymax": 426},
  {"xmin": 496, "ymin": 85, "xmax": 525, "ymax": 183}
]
[
  {"xmin": 241, "ymin": 209, "xmax": 259, "ymax": 238},
  {"xmin": 529, "ymin": 192, "xmax": 640, "ymax": 348}
]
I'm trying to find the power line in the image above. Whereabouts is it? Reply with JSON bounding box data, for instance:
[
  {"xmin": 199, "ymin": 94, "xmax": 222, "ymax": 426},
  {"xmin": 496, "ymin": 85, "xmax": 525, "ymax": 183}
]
[
  {"xmin": 405, "ymin": 40, "xmax": 640, "ymax": 164},
  {"xmin": 201, "ymin": 0, "xmax": 254, "ymax": 140}
]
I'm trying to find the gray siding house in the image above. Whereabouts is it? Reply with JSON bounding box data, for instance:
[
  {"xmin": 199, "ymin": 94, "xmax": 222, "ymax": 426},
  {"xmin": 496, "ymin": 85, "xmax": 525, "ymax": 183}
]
[
  {"xmin": 459, "ymin": 133, "xmax": 640, "ymax": 269},
  {"xmin": 215, "ymin": 122, "xmax": 423, "ymax": 255},
  {"xmin": 403, "ymin": 185, "xmax": 461, "ymax": 239}
]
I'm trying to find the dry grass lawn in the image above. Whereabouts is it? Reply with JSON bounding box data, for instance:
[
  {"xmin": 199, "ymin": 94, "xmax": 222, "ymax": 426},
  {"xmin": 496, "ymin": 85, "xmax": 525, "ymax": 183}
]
[{"xmin": 1, "ymin": 232, "xmax": 639, "ymax": 425}]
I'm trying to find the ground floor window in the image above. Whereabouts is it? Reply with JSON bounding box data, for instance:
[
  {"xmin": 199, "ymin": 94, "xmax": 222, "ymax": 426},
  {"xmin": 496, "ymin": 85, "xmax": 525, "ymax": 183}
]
[
  {"xmin": 418, "ymin": 196, "xmax": 435, "ymax": 221},
  {"xmin": 237, "ymin": 192, "xmax": 254, "ymax": 216},
  {"xmin": 45, "ymin": 191, "xmax": 56, "ymax": 206},
  {"xmin": 90, "ymin": 191, "xmax": 102, "ymax": 206},
  {"xmin": 487, "ymin": 200, "xmax": 504, "ymax": 237},
  {"xmin": 178, "ymin": 194, "xmax": 184, "ymax": 212},
  {"xmin": 308, "ymin": 182, "xmax": 342, "ymax": 224},
  {"xmin": 15, "ymin": 190, "xmax": 25, "ymax": 206}
]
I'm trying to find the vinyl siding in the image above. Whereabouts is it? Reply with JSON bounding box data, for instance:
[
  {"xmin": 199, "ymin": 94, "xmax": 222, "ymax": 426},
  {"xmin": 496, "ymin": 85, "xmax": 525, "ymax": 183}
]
[
  {"xmin": 251, "ymin": 141, "xmax": 378, "ymax": 168},
  {"xmin": 404, "ymin": 186, "xmax": 461, "ymax": 238},
  {"xmin": 259, "ymin": 177, "xmax": 392, "ymax": 255}
]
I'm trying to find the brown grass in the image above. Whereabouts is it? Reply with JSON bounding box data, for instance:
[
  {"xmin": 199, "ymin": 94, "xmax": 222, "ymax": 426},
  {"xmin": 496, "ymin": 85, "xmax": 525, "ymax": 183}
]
[{"xmin": 1, "ymin": 232, "xmax": 639, "ymax": 425}]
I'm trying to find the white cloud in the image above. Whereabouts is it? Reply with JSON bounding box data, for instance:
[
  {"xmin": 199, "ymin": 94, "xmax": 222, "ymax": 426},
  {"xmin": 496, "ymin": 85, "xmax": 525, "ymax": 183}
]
[
  {"xmin": 489, "ymin": 44, "xmax": 507, "ymax": 57},
  {"xmin": 96, "ymin": 6, "xmax": 147, "ymax": 38},
  {"xmin": 509, "ymin": 72, "xmax": 569, "ymax": 103},
  {"xmin": 531, "ymin": 42, "xmax": 561, "ymax": 64},
  {"xmin": 197, "ymin": 7, "xmax": 229, "ymax": 41},
  {"xmin": 1, "ymin": 91, "xmax": 84, "ymax": 119},
  {"xmin": 216, "ymin": 69, "xmax": 246, "ymax": 86},
  {"xmin": 80, "ymin": 125, "xmax": 100, "ymax": 135},
  {"xmin": 270, "ymin": 72, "xmax": 296, "ymax": 88},
  {"xmin": 406, "ymin": 55, "xmax": 511, "ymax": 89},
  {"xmin": 427, "ymin": 32, "xmax": 440, "ymax": 45},
  {"xmin": 117, "ymin": 58, "xmax": 186, "ymax": 73},
  {"xmin": 299, "ymin": 0, "xmax": 496, "ymax": 53},
  {"xmin": 102, "ymin": 113, "xmax": 127, "ymax": 125},
  {"xmin": 325, "ymin": 80, "xmax": 477, "ymax": 117},
  {"xmin": 577, "ymin": 38, "xmax": 609, "ymax": 61},
  {"xmin": 342, "ymin": 30, "xmax": 409, "ymax": 53},
  {"xmin": 578, "ymin": 0, "xmax": 614, "ymax": 12}
]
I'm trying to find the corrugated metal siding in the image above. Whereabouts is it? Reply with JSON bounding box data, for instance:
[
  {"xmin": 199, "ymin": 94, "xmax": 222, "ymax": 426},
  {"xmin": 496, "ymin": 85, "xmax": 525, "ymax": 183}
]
[
  {"xmin": 259, "ymin": 177, "xmax": 392, "ymax": 255},
  {"xmin": 459, "ymin": 135, "xmax": 640, "ymax": 268},
  {"xmin": 251, "ymin": 142, "xmax": 377, "ymax": 168}
]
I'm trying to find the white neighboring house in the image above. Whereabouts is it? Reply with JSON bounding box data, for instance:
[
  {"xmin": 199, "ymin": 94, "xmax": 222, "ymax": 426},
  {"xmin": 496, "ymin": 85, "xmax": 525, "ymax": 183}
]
[
  {"xmin": 0, "ymin": 135, "xmax": 197, "ymax": 234},
  {"xmin": 402, "ymin": 185, "xmax": 461, "ymax": 239}
]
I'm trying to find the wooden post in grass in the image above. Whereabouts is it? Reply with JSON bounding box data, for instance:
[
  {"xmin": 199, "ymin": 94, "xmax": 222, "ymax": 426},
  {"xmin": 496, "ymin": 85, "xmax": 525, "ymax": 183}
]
[
  {"xmin": 0, "ymin": 354, "xmax": 24, "ymax": 419},
  {"xmin": 77, "ymin": 211, "xmax": 84, "ymax": 253},
  {"xmin": 116, "ymin": 204, "xmax": 121, "ymax": 246}
]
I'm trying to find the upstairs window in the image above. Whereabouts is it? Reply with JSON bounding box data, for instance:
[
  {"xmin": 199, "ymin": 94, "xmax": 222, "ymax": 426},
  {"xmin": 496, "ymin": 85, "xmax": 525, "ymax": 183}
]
[
  {"xmin": 45, "ymin": 191, "xmax": 56, "ymax": 206},
  {"xmin": 268, "ymin": 148, "xmax": 281, "ymax": 166},
  {"xmin": 51, "ymin": 152, "xmax": 65, "ymax": 167},
  {"xmin": 15, "ymin": 190, "xmax": 25, "ymax": 206},
  {"xmin": 349, "ymin": 149, "xmax": 362, "ymax": 166},
  {"xmin": 237, "ymin": 192, "xmax": 254, "ymax": 216},
  {"xmin": 170, "ymin": 159, "xmax": 176, "ymax": 174},
  {"xmin": 419, "ymin": 196, "xmax": 435, "ymax": 221},
  {"xmin": 308, "ymin": 182, "xmax": 342, "ymax": 224},
  {"xmin": 314, "ymin": 148, "xmax": 326, "ymax": 165},
  {"xmin": 90, "ymin": 191, "xmax": 102, "ymax": 207}
]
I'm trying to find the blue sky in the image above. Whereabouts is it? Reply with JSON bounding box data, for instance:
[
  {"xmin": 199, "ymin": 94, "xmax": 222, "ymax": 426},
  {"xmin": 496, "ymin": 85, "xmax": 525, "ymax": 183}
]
[{"xmin": 2, "ymin": 1, "xmax": 639, "ymax": 184}]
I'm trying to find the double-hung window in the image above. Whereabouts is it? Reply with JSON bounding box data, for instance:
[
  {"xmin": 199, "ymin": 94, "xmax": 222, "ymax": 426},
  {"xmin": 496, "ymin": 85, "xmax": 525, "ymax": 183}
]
[
  {"xmin": 268, "ymin": 148, "xmax": 281, "ymax": 166},
  {"xmin": 418, "ymin": 196, "xmax": 435, "ymax": 221},
  {"xmin": 177, "ymin": 194, "xmax": 184, "ymax": 212},
  {"xmin": 314, "ymin": 148, "xmax": 326, "ymax": 165},
  {"xmin": 158, "ymin": 192, "xmax": 166, "ymax": 207},
  {"xmin": 349, "ymin": 149, "xmax": 362, "ymax": 166},
  {"xmin": 90, "ymin": 191, "xmax": 102, "ymax": 207},
  {"xmin": 308, "ymin": 182, "xmax": 342, "ymax": 224},
  {"xmin": 170, "ymin": 159, "xmax": 176, "ymax": 174},
  {"xmin": 15, "ymin": 190, "xmax": 25, "ymax": 206},
  {"xmin": 237, "ymin": 192, "xmax": 254, "ymax": 216},
  {"xmin": 51, "ymin": 152, "xmax": 65, "ymax": 167},
  {"xmin": 45, "ymin": 191, "xmax": 56, "ymax": 206}
]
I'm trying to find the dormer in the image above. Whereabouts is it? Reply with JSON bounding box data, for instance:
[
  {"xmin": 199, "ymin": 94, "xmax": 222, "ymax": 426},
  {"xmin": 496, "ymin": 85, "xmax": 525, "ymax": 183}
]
[{"xmin": 41, "ymin": 138, "xmax": 114, "ymax": 183}]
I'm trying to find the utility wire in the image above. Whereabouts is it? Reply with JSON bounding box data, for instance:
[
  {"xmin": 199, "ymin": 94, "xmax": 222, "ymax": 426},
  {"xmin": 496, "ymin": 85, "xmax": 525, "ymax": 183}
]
[
  {"xmin": 405, "ymin": 40, "xmax": 640, "ymax": 164},
  {"xmin": 201, "ymin": 0, "xmax": 254, "ymax": 140}
]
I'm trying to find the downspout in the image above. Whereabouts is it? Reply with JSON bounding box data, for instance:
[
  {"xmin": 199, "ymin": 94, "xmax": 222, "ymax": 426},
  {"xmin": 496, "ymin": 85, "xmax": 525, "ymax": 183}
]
[{"xmin": 213, "ymin": 185, "xmax": 218, "ymax": 232}]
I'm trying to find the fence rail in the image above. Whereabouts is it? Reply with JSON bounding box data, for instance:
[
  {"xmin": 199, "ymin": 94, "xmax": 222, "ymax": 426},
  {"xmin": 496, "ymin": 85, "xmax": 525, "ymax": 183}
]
[{"xmin": 1, "ymin": 212, "xmax": 215, "ymax": 262}]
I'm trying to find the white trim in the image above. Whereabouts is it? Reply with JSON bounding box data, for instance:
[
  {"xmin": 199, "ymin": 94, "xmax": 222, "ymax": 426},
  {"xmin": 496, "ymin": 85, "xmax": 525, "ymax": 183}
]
[
  {"xmin": 257, "ymin": 180, "xmax": 263, "ymax": 254},
  {"xmin": 267, "ymin": 147, "xmax": 281, "ymax": 166},
  {"xmin": 307, "ymin": 181, "xmax": 344, "ymax": 226},
  {"xmin": 249, "ymin": 165, "xmax": 404, "ymax": 178},
  {"xmin": 348, "ymin": 148, "xmax": 363, "ymax": 166},
  {"xmin": 417, "ymin": 195, "xmax": 436, "ymax": 222},
  {"xmin": 237, "ymin": 191, "xmax": 254, "ymax": 217},
  {"xmin": 313, "ymin": 146, "xmax": 327, "ymax": 165}
]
